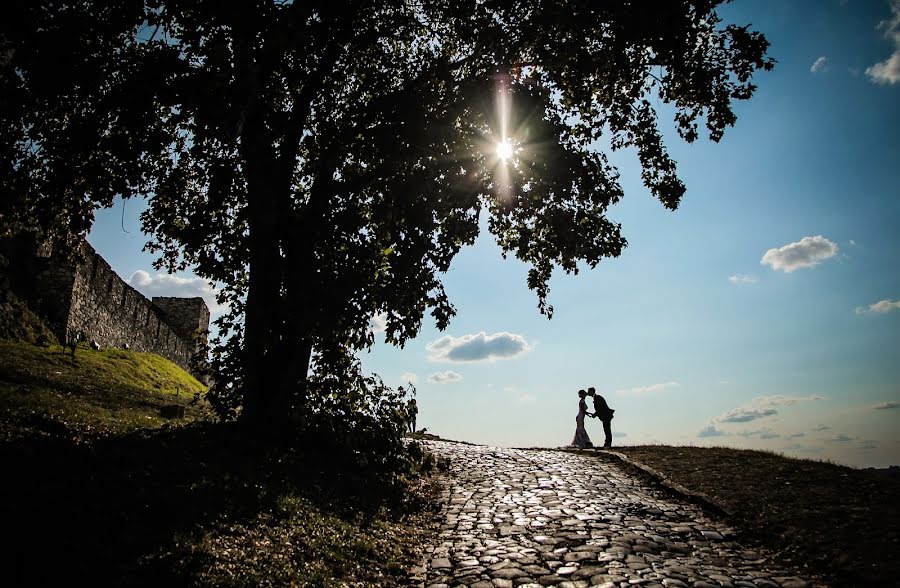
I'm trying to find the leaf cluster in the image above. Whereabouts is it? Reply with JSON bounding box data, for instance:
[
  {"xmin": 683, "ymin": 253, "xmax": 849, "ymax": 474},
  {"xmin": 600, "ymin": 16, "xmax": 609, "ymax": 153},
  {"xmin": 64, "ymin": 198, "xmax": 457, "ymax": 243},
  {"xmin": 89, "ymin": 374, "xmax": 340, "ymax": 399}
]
[{"xmin": 1, "ymin": 1, "xmax": 773, "ymax": 417}]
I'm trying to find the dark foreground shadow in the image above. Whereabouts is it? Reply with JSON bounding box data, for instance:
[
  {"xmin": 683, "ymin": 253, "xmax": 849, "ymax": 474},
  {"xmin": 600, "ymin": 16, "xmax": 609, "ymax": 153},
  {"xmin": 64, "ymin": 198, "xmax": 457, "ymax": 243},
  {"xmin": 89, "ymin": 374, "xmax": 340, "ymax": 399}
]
[{"xmin": 0, "ymin": 423, "xmax": 408, "ymax": 586}]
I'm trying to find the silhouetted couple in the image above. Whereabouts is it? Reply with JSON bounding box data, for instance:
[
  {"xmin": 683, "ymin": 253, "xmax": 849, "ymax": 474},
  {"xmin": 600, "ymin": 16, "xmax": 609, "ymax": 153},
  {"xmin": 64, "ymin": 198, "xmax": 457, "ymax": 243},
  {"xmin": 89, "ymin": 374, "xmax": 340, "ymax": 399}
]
[{"xmin": 570, "ymin": 387, "xmax": 615, "ymax": 449}]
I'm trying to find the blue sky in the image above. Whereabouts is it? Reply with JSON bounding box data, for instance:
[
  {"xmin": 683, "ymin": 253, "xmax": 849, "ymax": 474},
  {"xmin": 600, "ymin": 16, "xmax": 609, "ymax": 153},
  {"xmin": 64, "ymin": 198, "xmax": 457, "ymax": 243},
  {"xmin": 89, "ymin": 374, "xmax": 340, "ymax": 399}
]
[{"xmin": 89, "ymin": 0, "xmax": 900, "ymax": 467}]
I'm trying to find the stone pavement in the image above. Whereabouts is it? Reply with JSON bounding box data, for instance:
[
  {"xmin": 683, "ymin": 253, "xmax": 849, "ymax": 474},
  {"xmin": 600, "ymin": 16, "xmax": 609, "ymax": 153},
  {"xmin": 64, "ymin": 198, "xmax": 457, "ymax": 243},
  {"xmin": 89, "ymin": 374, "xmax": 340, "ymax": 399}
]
[{"xmin": 409, "ymin": 440, "xmax": 822, "ymax": 588}]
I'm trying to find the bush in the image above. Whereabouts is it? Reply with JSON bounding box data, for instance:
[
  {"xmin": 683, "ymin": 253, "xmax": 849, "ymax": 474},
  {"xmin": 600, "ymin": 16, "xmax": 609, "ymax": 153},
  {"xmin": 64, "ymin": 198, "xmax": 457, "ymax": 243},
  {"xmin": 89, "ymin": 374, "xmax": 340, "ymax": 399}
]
[{"xmin": 300, "ymin": 350, "xmax": 423, "ymax": 487}]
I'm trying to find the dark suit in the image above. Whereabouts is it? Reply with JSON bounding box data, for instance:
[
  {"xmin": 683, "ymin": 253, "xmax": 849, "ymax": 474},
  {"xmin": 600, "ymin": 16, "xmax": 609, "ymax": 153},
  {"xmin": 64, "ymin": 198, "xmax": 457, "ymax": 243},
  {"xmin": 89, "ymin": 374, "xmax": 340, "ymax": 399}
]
[{"xmin": 592, "ymin": 395, "xmax": 614, "ymax": 447}]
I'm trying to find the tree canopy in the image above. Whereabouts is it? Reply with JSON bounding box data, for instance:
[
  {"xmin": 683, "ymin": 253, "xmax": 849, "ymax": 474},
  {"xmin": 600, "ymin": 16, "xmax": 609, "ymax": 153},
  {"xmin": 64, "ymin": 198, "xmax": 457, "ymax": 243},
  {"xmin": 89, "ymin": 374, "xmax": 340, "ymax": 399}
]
[{"xmin": 0, "ymin": 0, "xmax": 773, "ymax": 430}]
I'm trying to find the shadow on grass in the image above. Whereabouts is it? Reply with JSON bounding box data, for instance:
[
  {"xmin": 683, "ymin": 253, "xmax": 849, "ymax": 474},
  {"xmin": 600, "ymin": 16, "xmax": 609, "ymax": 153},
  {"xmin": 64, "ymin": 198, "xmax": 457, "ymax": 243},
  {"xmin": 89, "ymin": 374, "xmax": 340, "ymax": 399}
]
[{"xmin": 0, "ymin": 422, "xmax": 416, "ymax": 586}]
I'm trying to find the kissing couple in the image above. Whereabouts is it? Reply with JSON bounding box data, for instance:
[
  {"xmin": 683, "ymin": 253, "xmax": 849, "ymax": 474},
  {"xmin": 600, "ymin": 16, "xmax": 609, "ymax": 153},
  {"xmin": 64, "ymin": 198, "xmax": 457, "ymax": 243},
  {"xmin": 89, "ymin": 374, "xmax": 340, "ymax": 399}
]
[{"xmin": 571, "ymin": 387, "xmax": 615, "ymax": 449}]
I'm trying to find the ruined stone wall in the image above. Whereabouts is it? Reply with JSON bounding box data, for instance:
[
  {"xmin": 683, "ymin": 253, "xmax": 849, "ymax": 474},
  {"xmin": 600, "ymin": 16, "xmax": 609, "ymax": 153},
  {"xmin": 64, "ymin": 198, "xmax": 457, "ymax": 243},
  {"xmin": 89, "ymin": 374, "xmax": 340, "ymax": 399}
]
[
  {"xmin": 2, "ymin": 236, "xmax": 209, "ymax": 375},
  {"xmin": 61, "ymin": 242, "xmax": 208, "ymax": 372},
  {"xmin": 3, "ymin": 233, "xmax": 77, "ymax": 335},
  {"xmin": 151, "ymin": 296, "xmax": 210, "ymax": 348}
]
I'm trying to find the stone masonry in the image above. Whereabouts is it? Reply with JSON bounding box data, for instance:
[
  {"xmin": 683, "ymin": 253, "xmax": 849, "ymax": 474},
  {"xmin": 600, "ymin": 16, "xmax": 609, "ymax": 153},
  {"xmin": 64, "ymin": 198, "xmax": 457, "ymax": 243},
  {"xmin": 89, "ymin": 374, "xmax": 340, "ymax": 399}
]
[{"xmin": 2, "ymin": 234, "xmax": 208, "ymax": 375}]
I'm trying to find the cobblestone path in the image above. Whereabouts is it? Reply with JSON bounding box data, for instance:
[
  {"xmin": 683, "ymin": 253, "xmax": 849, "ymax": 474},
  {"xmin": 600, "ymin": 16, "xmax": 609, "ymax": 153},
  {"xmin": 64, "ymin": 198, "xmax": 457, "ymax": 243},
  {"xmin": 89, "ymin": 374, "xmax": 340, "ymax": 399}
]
[{"xmin": 410, "ymin": 441, "xmax": 822, "ymax": 588}]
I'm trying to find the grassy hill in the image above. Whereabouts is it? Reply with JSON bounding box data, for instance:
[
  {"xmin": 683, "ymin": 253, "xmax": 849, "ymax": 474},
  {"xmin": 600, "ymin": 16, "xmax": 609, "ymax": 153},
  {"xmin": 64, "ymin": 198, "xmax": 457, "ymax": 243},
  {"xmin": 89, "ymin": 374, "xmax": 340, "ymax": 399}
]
[
  {"xmin": 0, "ymin": 340, "xmax": 207, "ymax": 439},
  {"xmin": 605, "ymin": 445, "xmax": 899, "ymax": 586},
  {"xmin": 0, "ymin": 339, "xmax": 436, "ymax": 587},
  {"xmin": 4, "ymin": 340, "xmax": 896, "ymax": 586}
]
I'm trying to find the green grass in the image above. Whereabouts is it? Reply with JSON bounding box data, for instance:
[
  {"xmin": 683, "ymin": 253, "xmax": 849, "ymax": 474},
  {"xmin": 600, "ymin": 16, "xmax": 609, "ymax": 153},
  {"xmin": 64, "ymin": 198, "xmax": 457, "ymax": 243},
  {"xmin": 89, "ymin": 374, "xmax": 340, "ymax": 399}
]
[
  {"xmin": 602, "ymin": 444, "xmax": 900, "ymax": 586},
  {"xmin": 0, "ymin": 337, "xmax": 437, "ymax": 586},
  {"xmin": 0, "ymin": 339, "xmax": 207, "ymax": 437}
]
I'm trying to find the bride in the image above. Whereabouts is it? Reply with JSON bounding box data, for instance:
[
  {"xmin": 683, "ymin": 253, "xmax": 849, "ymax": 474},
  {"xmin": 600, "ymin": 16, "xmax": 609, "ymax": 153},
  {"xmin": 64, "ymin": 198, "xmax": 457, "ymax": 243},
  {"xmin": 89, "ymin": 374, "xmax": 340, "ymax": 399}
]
[{"xmin": 570, "ymin": 389, "xmax": 593, "ymax": 448}]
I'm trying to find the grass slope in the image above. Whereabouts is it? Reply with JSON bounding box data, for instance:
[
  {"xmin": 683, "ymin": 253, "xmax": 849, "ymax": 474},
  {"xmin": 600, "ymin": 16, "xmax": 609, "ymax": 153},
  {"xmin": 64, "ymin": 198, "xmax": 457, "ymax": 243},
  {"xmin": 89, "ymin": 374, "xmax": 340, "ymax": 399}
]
[
  {"xmin": 0, "ymin": 339, "xmax": 437, "ymax": 586},
  {"xmin": 0, "ymin": 340, "xmax": 207, "ymax": 438},
  {"xmin": 606, "ymin": 445, "xmax": 899, "ymax": 586}
]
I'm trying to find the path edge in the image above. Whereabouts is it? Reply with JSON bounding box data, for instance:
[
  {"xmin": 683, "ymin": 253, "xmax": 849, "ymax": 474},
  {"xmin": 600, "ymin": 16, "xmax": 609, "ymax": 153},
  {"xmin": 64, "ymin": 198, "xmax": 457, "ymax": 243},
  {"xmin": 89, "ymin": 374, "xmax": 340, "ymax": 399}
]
[{"xmin": 596, "ymin": 449, "xmax": 734, "ymax": 518}]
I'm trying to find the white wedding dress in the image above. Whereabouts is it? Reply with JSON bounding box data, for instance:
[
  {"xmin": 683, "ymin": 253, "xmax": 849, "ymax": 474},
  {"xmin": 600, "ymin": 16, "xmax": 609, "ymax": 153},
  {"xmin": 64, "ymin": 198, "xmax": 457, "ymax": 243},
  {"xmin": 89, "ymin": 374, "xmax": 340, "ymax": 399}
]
[{"xmin": 570, "ymin": 399, "xmax": 593, "ymax": 448}]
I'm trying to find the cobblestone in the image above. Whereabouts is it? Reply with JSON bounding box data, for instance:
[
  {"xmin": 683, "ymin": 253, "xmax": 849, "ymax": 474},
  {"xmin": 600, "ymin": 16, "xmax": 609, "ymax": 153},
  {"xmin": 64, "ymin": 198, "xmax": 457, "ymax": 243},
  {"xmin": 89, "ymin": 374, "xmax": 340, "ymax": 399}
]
[{"xmin": 409, "ymin": 441, "xmax": 826, "ymax": 588}]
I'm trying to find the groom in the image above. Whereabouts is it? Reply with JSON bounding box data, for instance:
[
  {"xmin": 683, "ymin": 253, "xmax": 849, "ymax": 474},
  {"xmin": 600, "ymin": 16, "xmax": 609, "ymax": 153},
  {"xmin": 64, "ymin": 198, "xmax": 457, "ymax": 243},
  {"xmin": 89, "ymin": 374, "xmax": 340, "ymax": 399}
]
[{"xmin": 588, "ymin": 387, "xmax": 614, "ymax": 448}]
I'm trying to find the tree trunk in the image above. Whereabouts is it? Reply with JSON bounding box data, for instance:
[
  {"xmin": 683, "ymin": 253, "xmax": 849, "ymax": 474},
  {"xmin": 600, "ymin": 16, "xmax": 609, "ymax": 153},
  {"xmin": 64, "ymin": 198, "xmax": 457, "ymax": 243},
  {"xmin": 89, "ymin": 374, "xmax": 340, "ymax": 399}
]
[{"xmin": 239, "ymin": 116, "xmax": 287, "ymax": 431}]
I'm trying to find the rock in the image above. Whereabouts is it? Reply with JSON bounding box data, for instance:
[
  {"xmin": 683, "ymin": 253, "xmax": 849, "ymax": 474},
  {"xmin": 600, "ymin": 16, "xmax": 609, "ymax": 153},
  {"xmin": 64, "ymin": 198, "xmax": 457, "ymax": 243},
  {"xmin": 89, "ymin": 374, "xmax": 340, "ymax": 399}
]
[{"xmin": 159, "ymin": 404, "xmax": 185, "ymax": 419}]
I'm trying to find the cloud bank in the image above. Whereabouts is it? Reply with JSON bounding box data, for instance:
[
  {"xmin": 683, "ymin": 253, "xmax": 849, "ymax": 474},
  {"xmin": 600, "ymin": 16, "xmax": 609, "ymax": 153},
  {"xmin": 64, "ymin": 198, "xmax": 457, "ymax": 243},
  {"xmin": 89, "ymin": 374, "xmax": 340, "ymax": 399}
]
[
  {"xmin": 711, "ymin": 395, "xmax": 823, "ymax": 425},
  {"xmin": 872, "ymin": 401, "xmax": 899, "ymax": 410},
  {"xmin": 867, "ymin": 0, "xmax": 900, "ymax": 85},
  {"xmin": 719, "ymin": 407, "xmax": 777, "ymax": 423},
  {"xmin": 127, "ymin": 270, "xmax": 227, "ymax": 316},
  {"xmin": 761, "ymin": 236, "xmax": 838, "ymax": 272},
  {"xmin": 427, "ymin": 370, "xmax": 463, "ymax": 384},
  {"xmin": 426, "ymin": 331, "xmax": 530, "ymax": 363}
]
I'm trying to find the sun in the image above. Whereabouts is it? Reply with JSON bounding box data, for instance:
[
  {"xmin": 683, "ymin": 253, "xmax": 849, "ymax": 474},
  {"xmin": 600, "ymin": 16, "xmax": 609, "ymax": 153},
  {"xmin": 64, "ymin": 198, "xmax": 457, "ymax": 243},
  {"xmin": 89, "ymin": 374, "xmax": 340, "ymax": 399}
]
[{"xmin": 496, "ymin": 139, "xmax": 513, "ymax": 161}]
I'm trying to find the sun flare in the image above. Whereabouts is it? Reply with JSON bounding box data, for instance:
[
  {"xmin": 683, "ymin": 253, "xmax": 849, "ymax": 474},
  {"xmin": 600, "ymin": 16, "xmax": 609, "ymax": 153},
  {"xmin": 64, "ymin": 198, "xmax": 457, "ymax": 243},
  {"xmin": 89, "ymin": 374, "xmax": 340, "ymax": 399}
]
[{"xmin": 496, "ymin": 139, "xmax": 513, "ymax": 161}]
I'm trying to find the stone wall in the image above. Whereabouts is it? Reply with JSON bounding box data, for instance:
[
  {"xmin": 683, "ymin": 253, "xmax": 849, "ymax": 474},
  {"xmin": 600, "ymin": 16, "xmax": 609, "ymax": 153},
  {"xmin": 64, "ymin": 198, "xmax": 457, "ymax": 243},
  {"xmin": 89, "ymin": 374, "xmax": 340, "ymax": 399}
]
[
  {"xmin": 151, "ymin": 297, "xmax": 210, "ymax": 344},
  {"xmin": 3, "ymin": 236, "xmax": 209, "ymax": 375}
]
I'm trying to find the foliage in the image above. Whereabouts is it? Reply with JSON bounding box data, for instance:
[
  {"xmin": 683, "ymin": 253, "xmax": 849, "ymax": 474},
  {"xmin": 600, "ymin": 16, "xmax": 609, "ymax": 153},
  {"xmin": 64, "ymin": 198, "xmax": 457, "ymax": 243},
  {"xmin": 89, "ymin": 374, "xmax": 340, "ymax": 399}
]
[{"xmin": 0, "ymin": 1, "xmax": 774, "ymax": 428}]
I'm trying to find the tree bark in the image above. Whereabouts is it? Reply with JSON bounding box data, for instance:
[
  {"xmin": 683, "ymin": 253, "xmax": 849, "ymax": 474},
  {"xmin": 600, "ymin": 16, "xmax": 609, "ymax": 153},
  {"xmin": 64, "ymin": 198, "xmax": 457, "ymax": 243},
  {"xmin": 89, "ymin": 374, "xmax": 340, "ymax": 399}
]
[{"xmin": 239, "ymin": 112, "xmax": 286, "ymax": 430}]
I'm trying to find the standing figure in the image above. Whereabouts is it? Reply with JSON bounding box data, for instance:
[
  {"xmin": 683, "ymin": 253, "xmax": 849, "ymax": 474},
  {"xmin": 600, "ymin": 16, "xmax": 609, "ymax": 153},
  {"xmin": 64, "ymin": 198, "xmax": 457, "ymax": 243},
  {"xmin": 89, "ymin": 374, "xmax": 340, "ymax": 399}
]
[
  {"xmin": 588, "ymin": 387, "xmax": 615, "ymax": 448},
  {"xmin": 570, "ymin": 390, "xmax": 593, "ymax": 448},
  {"xmin": 406, "ymin": 397, "xmax": 418, "ymax": 434}
]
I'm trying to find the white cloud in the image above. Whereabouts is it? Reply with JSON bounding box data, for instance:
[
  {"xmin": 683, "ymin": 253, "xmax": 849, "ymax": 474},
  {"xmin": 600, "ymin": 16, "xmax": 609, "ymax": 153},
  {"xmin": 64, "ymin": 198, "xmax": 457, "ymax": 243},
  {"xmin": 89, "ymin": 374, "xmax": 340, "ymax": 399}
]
[
  {"xmin": 810, "ymin": 56, "xmax": 828, "ymax": 73},
  {"xmin": 866, "ymin": 0, "xmax": 900, "ymax": 85},
  {"xmin": 738, "ymin": 428, "xmax": 781, "ymax": 439},
  {"xmin": 616, "ymin": 381, "xmax": 680, "ymax": 395},
  {"xmin": 719, "ymin": 407, "xmax": 778, "ymax": 423},
  {"xmin": 713, "ymin": 395, "xmax": 822, "ymax": 424},
  {"xmin": 427, "ymin": 370, "xmax": 463, "ymax": 384},
  {"xmin": 785, "ymin": 432, "xmax": 806, "ymax": 440},
  {"xmin": 370, "ymin": 313, "xmax": 388, "ymax": 333},
  {"xmin": 400, "ymin": 372, "xmax": 419, "ymax": 386},
  {"xmin": 813, "ymin": 424, "xmax": 832, "ymax": 432},
  {"xmin": 761, "ymin": 236, "xmax": 838, "ymax": 272},
  {"xmin": 698, "ymin": 424, "xmax": 728, "ymax": 438},
  {"xmin": 426, "ymin": 331, "xmax": 531, "ymax": 363},
  {"xmin": 127, "ymin": 270, "xmax": 227, "ymax": 316},
  {"xmin": 872, "ymin": 401, "xmax": 899, "ymax": 410},
  {"xmin": 728, "ymin": 274, "xmax": 757, "ymax": 284},
  {"xmin": 856, "ymin": 299, "xmax": 900, "ymax": 314}
]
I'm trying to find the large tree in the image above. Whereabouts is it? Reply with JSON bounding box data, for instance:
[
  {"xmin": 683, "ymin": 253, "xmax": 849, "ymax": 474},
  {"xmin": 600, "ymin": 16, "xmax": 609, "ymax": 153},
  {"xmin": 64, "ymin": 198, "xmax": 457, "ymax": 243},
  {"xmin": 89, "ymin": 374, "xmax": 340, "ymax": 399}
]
[{"xmin": 1, "ymin": 1, "xmax": 773, "ymax": 429}]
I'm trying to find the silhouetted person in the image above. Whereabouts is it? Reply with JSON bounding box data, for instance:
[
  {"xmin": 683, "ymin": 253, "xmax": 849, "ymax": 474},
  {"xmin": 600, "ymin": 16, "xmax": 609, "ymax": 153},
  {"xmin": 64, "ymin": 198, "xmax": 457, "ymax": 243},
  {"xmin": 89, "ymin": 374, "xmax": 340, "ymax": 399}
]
[
  {"xmin": 65, "ymin": 330, "xmax": 85, "ymax": 356},
  {"xmin": 588, "ymin": 387, "xmax": 614, "ymax": 448},
  {"xmin": 570, "ymin": 389, "xmax": 593, "ymax": 448},
  {"xmin": 406, "ymin": 397, "xmax": 418, "ymax": 434}
]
